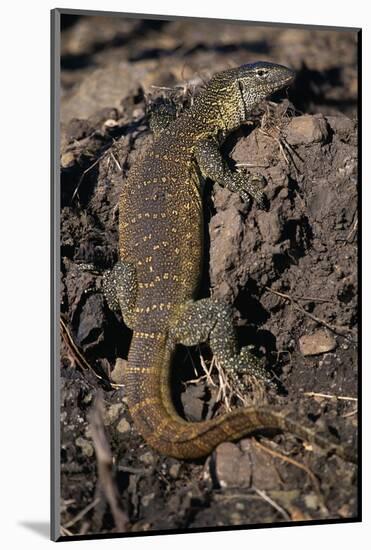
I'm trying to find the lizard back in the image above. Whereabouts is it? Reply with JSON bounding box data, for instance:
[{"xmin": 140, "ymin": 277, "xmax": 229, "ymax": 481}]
[{"xmin": 119, "ymin": 129, "xmax": 203, "ymax": 331}]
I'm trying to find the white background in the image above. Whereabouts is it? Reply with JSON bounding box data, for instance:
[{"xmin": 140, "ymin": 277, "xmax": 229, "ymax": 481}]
[{"xmin": 0, "ymin": 0, "xmax": 368, "ymax": 548}]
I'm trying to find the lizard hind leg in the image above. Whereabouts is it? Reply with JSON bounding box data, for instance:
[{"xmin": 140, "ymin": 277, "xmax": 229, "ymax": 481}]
[
  {"xmin": 102, "ymin": 260, "xmax": 138, "ymax": 327},
  {"xmin": 170, "ymin": 297, "xmax": 272, "ymax": 386}
]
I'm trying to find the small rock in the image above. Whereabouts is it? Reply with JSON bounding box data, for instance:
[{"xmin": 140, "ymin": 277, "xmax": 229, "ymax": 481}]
[
  {"xmin": 103, "ymin": 403, "xmax": 123, "ymax": 425},
  {"xmin": 76, "ymin": 294, "xmax": 105, "ymax": 350},
  {"xmin": 82, "ymin": 392, "xmax": 93, "ymax": 405},
  {"xmin": 202, "ymin": 456, "xmax": 213, "ymax": 484},
  {"xmin": 111, "ymin": 357, "xmax": 127, "ymax": 384},
  {"xmin": 103, "ymin": 118, "xmax": 119, "ymax": 128},
  {"xmin": 60, "ymin": 151, "xmax": 76, "ymax": 169},
  {"xmin": 213, "ymin": 442, "xmax": 252, "ymax": 488},
  {"xmin": 117, "ymin": 417, "xmax": 131, "ymax": 433},
  {"xmin": 64, "ymin": 117, "xmax": 94, "ymax": 141},
  {"xmin": 242, "ymin": 439, "xmax": 281, "ymax": 490},
  {"xmin": 213, "ymin": 186, "xmax": 241, "ymax": 211},
  {"xmin": 169, "ymin": 462, "xmax": 181, "ymax": 479},
  {"xmin": 75, "ymin": 436, "xmax": 94, "ymax": 457},
  {"xmin": 278, "ymin": 187, "xmax": 289, "ymax": 200},
  {"xmin": 181, "ymin": 384, "xmax": 205, "ymax": 421},
  {"xmin": 139, "ymin": 451, "xmax": 154, "ymax": 465},
  {"xmin": 304, "ymin": 493, "xmax": 320, "ymax": 510},
  {"xmin": 338, "ymin": 503, "xmax": 352, "ymax": 518},
  {"xmin": 230, "ymin": 512, "xmax": 244, "ymax": 525},
  {"xmin": 299, "ymin": 330, "xmax": 337, "ymax": 356},
  {"xmin": 326, "ymin": 115, "xmax": 356, "ymax": 142},
  {"xmin": 141, "ymin": 492, "xmax": 155, "ymax": 507},
  {"xmin": 285, "ymin": 115, "xmax": 329, "ymax": 145}
]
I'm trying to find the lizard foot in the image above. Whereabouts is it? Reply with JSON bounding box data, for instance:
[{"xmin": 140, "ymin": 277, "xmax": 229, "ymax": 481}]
[
  {"xmin": 102, "ymin": 260, "xmax": 137, "ymax": 316},
  {"xmin": 235, "ymin": 173, "xmax": 268, "ymax": 209},
  {"xmin": 225, "ymin": 346, "xmax": 276, "ymax": 389}
]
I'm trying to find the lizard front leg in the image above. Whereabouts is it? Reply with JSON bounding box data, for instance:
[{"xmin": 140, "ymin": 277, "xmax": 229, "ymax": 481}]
[
  {"xmin": 102, "ymin": 260, "xmax": 138, "ymax": 328},
  {"xmin": 169, "ymin": 298, "xmax": 272, "ymax": 386},
  {"xmin": 194, "ymin": 137, "xmax": 267, "ymax": 208}
]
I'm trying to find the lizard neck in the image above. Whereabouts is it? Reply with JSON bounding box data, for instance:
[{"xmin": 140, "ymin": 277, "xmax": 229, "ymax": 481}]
[{"xmin": 174, "ymin": 81, "xmax": 253, "ymax": 144}]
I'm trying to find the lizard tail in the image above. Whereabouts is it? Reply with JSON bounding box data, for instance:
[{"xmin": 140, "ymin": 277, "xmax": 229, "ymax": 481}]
[{"xmin": 124, "ymin": 334, "xmax": 356, "ymax": 462}]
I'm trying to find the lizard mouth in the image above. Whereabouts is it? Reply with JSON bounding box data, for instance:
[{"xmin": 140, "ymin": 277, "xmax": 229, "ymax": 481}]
[
  {"xmin": 283, "ymin": 74, "xmax": 295, "ymax": 86},
  {"xmin": 237, "ymin": 80, "xmax": 248, "ymax": 119}
]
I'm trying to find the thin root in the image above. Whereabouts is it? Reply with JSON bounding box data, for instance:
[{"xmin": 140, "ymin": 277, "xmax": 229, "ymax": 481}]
[
  {"xmin": 264, "ymin": 287, "xmax": 356, "ymax": 343},
  {"xmin": 252, "ymin": 438, "xmax": 321, "ymax": 494}
]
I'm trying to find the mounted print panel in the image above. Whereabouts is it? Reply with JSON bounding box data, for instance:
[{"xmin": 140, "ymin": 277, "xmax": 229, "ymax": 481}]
[{"xmin": 51, "ymin": 8, "xmax": 360, "ymax": 542}]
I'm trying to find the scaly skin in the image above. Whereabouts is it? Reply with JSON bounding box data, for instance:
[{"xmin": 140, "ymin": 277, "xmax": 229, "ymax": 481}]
[{"xmin": 103, "ymin": 62, "xmax": 354, "ymax": 461}]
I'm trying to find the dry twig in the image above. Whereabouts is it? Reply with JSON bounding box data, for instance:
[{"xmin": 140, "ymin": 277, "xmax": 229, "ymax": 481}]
[
  {"xmin": 264, "ymin": 286, "xmax": 356, "ymax": 342},
  {"xmin": 342, "ymin": 408, "xmax": 358, "ymax": 418},
  {"xmin": 63, "ymin": 497, "xmax": 101, "ymax": 529},
  {"xmin": 60, "ymin": 317, "xmax": 93, "ymax": 372},
  {"xmin": 71, "ymin": 147, "xmax": 112, "ymax": 202},
  {"xmin": 185, "ymin": 347, "xmax": 267, "ymax": 416},
  {"xmin": 60, "ymin": 317, "xmax": 123, "ymax": 389},
  {"xmin": 89, "ymin": 394, "xmax": 130, "ymax": 532}
]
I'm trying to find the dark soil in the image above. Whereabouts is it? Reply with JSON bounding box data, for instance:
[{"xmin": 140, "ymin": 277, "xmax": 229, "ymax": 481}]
[{"xmin": 58, "ymin": 14, "xmax": 359, "ymax": 538}]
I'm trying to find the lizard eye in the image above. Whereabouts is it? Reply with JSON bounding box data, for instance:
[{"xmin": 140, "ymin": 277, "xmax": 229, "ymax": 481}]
[{"xmin": 256, "ymin": 69, "xmax": 268, "ymax": 78}]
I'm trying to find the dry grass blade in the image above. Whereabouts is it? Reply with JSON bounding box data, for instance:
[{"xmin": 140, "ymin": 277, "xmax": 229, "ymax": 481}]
[
  {"xmin": 110, "ymin": 151, "xmax": 122, "ymax": 172},
  {"xmin": 257, "ymin": 100, "xmax": 303, "ymax": 175},
  {"xmin": 235, "ymin": 162, "xmax": 268, "ymax": 168},
  {"xmin": 347, "ymin": 216, "xmax": 358, "ymax": 243},
  {"xmin": 199, "ymin": 354, "xmax": 217, "ymax": 387},
  {"xmin": 60, "ymin": 526, "xmax": 73, "ymax": 537},
  {"xmin": 192, "ymin": 351, "xmax": 266, "ymax": 414},
  {"xmin": 303, "ymin": 391, "xmax": 357, "ymax": 402},
  {"xmin": 63, "ymin": 497, "xmax": 101, "ymax": 529},
  {"xmin": 342, "ymin": 408, "xmax": 358, "ymax": 418},
  {"xmin": 253, "ymin": 488, "xmax": 291, "ymax": 521}
]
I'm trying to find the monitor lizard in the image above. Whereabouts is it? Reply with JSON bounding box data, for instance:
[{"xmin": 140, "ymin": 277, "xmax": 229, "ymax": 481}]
[{"xmin": 102, "ymin": 61, "xmax": 354, "ymax": 462}]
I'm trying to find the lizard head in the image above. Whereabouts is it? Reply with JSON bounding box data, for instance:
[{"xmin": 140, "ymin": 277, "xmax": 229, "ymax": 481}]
[
  {"xmin": 235, "ymin": 61, "xmax": 295, "ymax": 117},
  {"xmin": 205, "ymin": 61, "xmax": 295, "ymax": 129}
]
